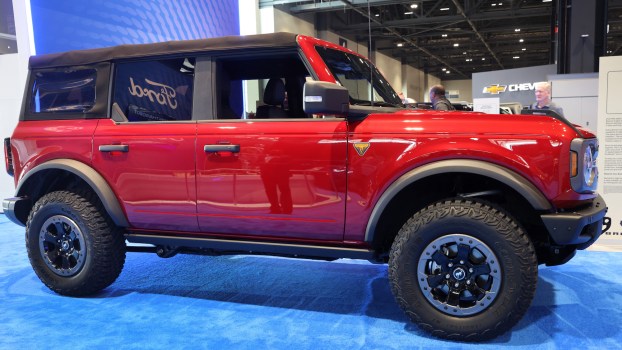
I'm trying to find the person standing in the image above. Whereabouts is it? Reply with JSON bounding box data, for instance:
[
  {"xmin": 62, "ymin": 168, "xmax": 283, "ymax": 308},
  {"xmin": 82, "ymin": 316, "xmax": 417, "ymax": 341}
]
[
  {"xmin": 429, "ymin": 85, "xmax": 455, "ymax": 111},
  {"xmin": 530, "ymin": 81, "xmax": 564, "ymax": 116}
]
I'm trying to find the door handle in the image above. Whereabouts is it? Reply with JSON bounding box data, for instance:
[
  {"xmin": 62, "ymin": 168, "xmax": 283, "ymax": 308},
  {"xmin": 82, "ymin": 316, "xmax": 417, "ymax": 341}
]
[
  {"xmin": 99, "ymin": 145, "xmax": 129, "ymax": 152},
  {"xmin": 204, "ymin": 144, "xmax": 240, "ymax": 153}
]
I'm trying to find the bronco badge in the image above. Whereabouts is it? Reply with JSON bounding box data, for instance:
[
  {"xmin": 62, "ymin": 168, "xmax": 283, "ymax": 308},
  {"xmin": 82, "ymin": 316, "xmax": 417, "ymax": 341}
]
[{"xmin": 353, "ymin": 142, "xmax": 370, "ymax": 156}]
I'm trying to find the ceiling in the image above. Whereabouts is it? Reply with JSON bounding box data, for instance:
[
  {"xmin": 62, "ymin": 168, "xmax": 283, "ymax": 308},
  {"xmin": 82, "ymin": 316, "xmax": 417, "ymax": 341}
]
[{"xmin": 260, "ymin": 0, "xmax": 622, "ymax": 80}]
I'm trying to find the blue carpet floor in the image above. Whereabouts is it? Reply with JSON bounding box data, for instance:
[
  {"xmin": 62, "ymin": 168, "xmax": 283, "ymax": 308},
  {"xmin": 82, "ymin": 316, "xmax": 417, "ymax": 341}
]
[{"xmin": 1, "ymin": 213, "xmax": 621, "ymax": 350}]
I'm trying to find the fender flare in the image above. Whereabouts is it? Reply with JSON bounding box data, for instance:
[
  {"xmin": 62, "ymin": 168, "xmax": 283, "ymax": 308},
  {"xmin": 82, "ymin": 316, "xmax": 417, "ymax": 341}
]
[
  {"xmin": 16, "ymin": 159, "xmax": 129, "ymax": 227},
  {"xmin": 364, "ymin": 159, "xmax": 552, "ymax": 242}
]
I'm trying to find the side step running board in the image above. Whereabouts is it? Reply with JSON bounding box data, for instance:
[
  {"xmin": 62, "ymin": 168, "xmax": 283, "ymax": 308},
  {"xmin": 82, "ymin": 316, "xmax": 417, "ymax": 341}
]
[{"xmin": 125, "ymin": 234, "xmax": 376, "ymax": 261}]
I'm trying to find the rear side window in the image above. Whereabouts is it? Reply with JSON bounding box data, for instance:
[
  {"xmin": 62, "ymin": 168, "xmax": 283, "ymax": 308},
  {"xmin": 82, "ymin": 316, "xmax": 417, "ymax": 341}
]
[
  {"xmin": 30, "ymin": 69, "xmax": 97, "ymax": 113},
  {"xmin": 112, "ymin": 58, "xmax": 195, "ymax": 122}
]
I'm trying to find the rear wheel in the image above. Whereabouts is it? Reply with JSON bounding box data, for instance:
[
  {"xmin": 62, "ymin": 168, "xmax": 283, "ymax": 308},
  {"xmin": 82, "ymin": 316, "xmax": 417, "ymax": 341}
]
[
  {"xmin": 26, "ymin": 190, "xmax": 126, "ymax": 296},
  {"xmin": 389, "ymin": 199, "xmax": 537, "ymax": 341}
]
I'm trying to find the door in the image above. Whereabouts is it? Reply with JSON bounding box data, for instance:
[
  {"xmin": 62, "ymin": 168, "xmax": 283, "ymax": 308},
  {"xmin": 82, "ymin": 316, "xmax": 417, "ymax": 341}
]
[
  {"xmin": 196, "ymin": 119, "xmax": 347, "ymax": 240},
  {"xmin": 93, "ymin": 121, "xmax": 198, "ymax": 231},
  {"xmin": 93, "ymin": 57, "xmax": 199, "ymax": 232}
]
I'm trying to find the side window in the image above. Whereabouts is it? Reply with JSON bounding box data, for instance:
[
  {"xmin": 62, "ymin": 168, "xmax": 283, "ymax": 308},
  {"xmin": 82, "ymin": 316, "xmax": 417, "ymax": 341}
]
[
  {"xmin": 113, "ymin": 58, "xmax": 195, "ymax": 122},
  {"xmin": 214, "ymin": 54, "xmax": 311, "ymax": 120},
  {"xmin": 30, "ymin": 68, "xmax": 96, "ymax": 113}
]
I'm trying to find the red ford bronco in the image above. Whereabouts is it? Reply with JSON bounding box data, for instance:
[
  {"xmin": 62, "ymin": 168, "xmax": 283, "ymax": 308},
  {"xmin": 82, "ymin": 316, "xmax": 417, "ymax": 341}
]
[{"xmin": 3, "ymin": 33, "xmax": 607, "ymax": 341}]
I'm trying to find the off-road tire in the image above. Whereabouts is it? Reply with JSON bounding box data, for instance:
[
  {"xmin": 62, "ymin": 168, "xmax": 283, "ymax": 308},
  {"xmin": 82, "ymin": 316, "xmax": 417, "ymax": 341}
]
[
  {"xmin": 25, "ymin": 190, "xmax": 126, "ymax": 296},
  {"xmin": 389, "ymin": 199, "xmax": 537, "ymax": 341}
]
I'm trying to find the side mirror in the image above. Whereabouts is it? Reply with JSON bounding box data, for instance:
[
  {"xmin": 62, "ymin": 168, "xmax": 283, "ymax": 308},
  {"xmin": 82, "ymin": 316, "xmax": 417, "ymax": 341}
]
[{"xmin": 303, "ymin": 81, "xmax": 349, "ymax": 115}]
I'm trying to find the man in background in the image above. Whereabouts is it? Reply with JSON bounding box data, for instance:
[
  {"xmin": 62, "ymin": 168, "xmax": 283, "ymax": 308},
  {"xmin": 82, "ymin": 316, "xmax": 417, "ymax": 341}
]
[
  {"xmin": 530, "ymin": 81, "xmax": 564, "ymax": 116},
  {"xmin": 429, "ymin": 85, "xmax": 455, "ymax": 111}
]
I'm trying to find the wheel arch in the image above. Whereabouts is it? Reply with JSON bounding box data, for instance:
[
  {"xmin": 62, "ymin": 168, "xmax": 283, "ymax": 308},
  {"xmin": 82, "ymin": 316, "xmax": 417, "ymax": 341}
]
[
  {"xmin": 14, "ymin": 159, "xmax": 128, "ymax": 227},
  {"xmin": 365, "ymin": 159, "xmax": 552, "ymax": 245}
]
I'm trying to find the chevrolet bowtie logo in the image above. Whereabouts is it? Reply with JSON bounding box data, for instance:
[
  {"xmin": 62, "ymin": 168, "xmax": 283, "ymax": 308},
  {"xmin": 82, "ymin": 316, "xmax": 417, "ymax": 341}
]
[{"xmin": 482, "ymin": 84, "xmax": 507, "ymax": 94}]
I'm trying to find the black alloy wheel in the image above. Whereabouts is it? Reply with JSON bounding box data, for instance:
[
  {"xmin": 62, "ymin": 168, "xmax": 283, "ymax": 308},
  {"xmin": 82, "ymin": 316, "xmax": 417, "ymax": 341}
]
[
  {"xmin": 26, "ymin": 190, "xmax": 126, "ymax": 296},
  {"xmin": 389, "ymin": 199, "xmax": 538, "ymax": 341}
]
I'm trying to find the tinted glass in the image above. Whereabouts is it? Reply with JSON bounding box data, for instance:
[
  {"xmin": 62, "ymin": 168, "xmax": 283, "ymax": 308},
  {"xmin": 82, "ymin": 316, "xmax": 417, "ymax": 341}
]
[
  {"xmin": 315, "ymin": 47, "xmax": 402, "ymax": 107},
  {"xmin": 113, "ymin": 58, "xmax": 195, "ymax": 122},
  {"xmin": 30, "ymin": 69, "xmax": 96, "ymax": 113},
  {"xmin": 213, "ymin": 53, "xmax": 310, "ymax": 119}
]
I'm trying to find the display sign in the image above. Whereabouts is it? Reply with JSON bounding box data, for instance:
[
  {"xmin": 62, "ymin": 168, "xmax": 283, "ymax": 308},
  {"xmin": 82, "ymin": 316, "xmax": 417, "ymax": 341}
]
[
  {"xmin": 472, "ymin": 64, "xmax": 556, "ymax": 107},
  {"xmin": 473, "ymin": 98, "xmax": 500, "ymax": 114},
  {"xmin": 482, "ymin": 82, "xmax": 542, "ymax": 95},
  {"xmin": 597, "ymin": 57, "xmax": 622, "ymax": 249}
]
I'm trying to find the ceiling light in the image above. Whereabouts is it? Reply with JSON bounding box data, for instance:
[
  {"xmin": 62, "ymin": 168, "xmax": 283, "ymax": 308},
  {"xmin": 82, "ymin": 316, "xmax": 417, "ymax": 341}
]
[
  {"xmin": 375, "ymin": 13, "xmax": 380, "ymax": 17},
  {"xmin": 453, "ymin": 43, "xmax": 459, "ymax": 47},
  {"xmin": 519, "ymin": 39, "xmax": 524, "ymax": 43},
  {"xmin": 404, "ymin": 11, "xmax": 413, "ymax": 15},
  {"xmin": 482, "ymin": 58, "xmax": 486, "ymax": 60},
  {"xmin": 446, "ymin": 71, "xmax": 451, "ymax": 74},
  {"xmin": 397, "ymin": 43, "xmax": 404, "ymax": 47},
  {"xmin": 513, "ymin": 56, "xmax": 520, "ymax": 59},
  {"xmin": 440, "ymin": 7, "xmax": 450, "ymax": 11},
  {"xmin": 410, "ymin": 3, "xmax": 418, "ymax": 9},
  {"xmin": 442, "ymin": 68, "xmax": 446, "ymax": 71},
  {"xmin": 442, "ymin": 34, "xmax": 448, "ymax": 37},
  {"xmin": 522, "ymin": 48, "xmax": 526, "ymax": 51},
  {"xmin": 543, "ymin": 0, "xmax": 552, "ymax": 2},
  {"xmin": 463, "ymin": 51, "xmax": 467, "ymax": 54},
  {"xmin": 498, "ymin": 2, "xmax": 503, "ymax": 5},
  {"xmin": 515, "ymin": 28, "xmax": 521, "ymax": 32},
  {"xmin": 491, "ymin": 3, "xmax": 496, "ymax": 6}
]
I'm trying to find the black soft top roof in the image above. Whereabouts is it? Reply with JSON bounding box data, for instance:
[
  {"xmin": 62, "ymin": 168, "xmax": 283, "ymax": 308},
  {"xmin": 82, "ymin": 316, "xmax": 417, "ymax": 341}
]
[{"xmin": 29, "ymin": 32, "xmax": 300, "ymax": 69}]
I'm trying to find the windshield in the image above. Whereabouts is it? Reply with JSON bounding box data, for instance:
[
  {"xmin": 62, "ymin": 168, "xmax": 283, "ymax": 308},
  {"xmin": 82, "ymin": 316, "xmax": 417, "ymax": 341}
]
[{"xmin": 315, "ymin": 46, "xmax": 403, "ymax": 107}]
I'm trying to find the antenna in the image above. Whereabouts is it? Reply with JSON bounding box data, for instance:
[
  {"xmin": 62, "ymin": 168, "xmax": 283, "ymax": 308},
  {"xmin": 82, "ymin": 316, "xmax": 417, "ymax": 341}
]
[{"xmin": 367, "ymin": 0, "xmax": 374, "ymax": 106}]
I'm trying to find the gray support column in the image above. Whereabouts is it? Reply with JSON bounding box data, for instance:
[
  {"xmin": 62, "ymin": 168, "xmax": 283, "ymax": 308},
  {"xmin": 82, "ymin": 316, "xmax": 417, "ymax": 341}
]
[{"xmin": 559, "ymin": 0, "xmax": 607, "ymax": 73}]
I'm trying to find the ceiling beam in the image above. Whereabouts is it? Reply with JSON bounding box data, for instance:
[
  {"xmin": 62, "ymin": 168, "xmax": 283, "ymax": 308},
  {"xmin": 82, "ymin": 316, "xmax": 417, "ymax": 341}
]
[
  {"xmin": 337, "ymin": 0, "xmax": 469, "ymax": 78},
  {"xmin": 282, "ymin": 0, "xmax": 413, "ymax": 12},
  {"xmin": 333, "ymin": 7, "xmax": 548, "ymax": 31},
  {"xmin": 451, "ymin": 0, "xmax": 503, "ymax": 69}
]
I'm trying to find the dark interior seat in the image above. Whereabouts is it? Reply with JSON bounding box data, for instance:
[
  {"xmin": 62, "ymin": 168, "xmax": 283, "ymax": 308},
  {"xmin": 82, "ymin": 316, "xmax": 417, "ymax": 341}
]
[{"xmin": 256, "ymin": 78, "xmax": 288, "ymax": 119}]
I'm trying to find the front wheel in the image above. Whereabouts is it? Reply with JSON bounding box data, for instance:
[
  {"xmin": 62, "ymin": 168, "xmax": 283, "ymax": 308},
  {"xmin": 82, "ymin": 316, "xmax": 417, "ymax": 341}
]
[
  {"xmin": 389, "ymin": 199, "xmax": 537, "ymax": 341},
  {"xmin": 25, "ymin": 190, "xmax": 126, "ymax": 296}
]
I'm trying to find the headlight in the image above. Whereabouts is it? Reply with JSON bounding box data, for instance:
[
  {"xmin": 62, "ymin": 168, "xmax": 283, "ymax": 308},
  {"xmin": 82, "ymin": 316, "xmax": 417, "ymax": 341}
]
[{"xmin": 570, "ymin": 139, "xmax": 598, "ymax": 193}]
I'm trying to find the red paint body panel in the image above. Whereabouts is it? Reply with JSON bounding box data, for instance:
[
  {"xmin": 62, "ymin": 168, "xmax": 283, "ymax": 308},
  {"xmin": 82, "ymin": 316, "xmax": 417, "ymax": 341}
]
[
  {"xmin": 342, "ymin": 111, "xmax": 588, "ymax": 240},
  {"xmin": 92, "ymin": 119, "xmax": 199, "ymax": 231},
  {"xmin": 10, "ymin": 119, "xmax": 97, "ymax": 186},
  {"xmin": 196, "ymin": 119, "xmax": 348, "ymax": 240}
]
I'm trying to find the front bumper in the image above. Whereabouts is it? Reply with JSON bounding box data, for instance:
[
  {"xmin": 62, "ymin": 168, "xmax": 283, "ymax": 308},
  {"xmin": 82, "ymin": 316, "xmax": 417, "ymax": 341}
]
[{"xmin": 541, "ymin": 194, "xmax": 608, "ymax": 249}]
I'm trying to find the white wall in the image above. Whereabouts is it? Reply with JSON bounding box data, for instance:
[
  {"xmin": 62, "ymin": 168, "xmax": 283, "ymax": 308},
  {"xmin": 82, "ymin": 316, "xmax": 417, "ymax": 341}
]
[
  {"xmin": 549, "ymin": 73, "xmax": 598, "ymax": 130},
  {"xmin": 272, "ymin": 7, "xmax": 315, "ymax": 36},
  {"xmin": 443, "ymin": 79, "xmax": 473, "ymax": 103},
  {"xmin": 402, "ymin": 65, "xmax": 425, "ymax": 102},
  {"xmin": 0, "ymin": 0, "xmax": 33, "ymax": 205},
  {"xmin": 374, "ymin": 52, "xmax": 402, "ymax": 95}
]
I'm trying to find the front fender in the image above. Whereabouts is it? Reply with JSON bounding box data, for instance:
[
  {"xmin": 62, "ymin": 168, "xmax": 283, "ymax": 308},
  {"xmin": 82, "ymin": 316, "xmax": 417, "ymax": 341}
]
[{"xmin": 364, "ymin": 159, "xmax": 551, "ymax": 242}]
